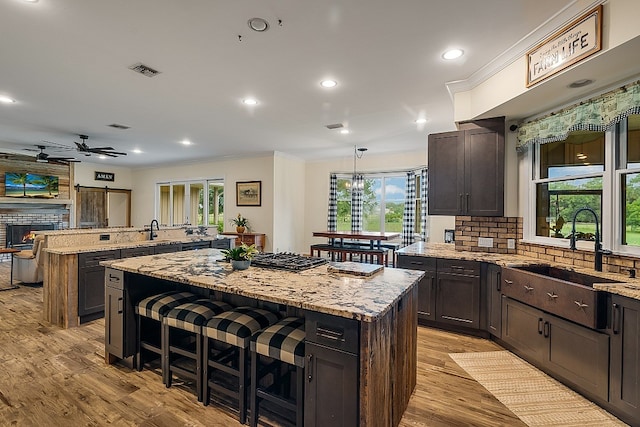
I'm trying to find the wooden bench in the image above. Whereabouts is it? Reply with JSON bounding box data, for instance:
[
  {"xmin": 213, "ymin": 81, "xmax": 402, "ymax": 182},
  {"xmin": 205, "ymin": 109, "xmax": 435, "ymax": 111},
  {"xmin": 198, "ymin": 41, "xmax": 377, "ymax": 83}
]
[{"xmin": 310, "ymin": 244, "xmax": 387, "ymax": 265}]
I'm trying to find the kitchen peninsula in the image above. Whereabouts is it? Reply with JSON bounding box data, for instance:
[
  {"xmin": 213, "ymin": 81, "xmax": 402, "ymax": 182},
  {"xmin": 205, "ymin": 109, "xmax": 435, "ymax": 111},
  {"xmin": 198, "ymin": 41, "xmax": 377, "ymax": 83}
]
[{"xmin": 102, "ymin": 249, "xmax": 423, "ymax": 426}]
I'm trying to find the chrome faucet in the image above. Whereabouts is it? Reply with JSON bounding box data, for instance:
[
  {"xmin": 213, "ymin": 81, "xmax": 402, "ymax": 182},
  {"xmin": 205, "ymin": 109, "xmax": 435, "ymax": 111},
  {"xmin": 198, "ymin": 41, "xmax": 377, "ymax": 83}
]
[
  {"xmin": 569, "ymin": 207, "xmax": 610, "ymax": 271},
  {"xmin": 150, "ymin": 219, "xmax": 159, "ymax": 240}
]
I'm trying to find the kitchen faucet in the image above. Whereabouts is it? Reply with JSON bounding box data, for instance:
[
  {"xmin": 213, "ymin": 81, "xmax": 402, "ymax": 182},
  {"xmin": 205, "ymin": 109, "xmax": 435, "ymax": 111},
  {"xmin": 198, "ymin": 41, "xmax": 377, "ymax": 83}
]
[
  {"xmin": 150, "ymin": 219, "xmax": 159, "ymax": 240},
  {"xmin": 569, "ymin": 207, "xmax": 610, "ymax": 271}
]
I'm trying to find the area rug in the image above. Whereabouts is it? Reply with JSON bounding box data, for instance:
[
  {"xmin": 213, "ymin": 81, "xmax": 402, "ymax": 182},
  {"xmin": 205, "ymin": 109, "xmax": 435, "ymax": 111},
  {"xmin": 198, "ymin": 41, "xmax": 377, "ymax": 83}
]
[{"xmin": 449, "ymin": 351, "xmax": 627, "ymax": 427}]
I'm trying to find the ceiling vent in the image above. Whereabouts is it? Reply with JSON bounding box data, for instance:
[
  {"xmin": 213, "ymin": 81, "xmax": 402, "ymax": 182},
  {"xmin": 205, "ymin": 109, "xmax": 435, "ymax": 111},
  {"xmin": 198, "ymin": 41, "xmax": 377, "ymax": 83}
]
[
  {"xmin": 128, "ymin": 63, "xmax": 161, "ymax": 77},
  {"xmin": 325, "ymin": 123, "xmax": 344, "ymax": 130},
  {"xmin": 108, "ymin": 123, "xmax": 130, "ymax": 130}
]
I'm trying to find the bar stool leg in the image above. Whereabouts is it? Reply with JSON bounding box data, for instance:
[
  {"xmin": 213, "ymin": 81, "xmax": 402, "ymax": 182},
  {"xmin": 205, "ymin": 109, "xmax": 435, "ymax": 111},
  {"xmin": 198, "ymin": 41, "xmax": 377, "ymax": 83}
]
[
  {"xmin": 250, "ymin": 351, "xmax": 258, "ymax": 427},
  {"xmin": 239, "ymin": 347, "xmax": 247, "ymax": 424},
  {"xmin": 296, "ymin": 365, "xmax": 304, "ymax": 427}
]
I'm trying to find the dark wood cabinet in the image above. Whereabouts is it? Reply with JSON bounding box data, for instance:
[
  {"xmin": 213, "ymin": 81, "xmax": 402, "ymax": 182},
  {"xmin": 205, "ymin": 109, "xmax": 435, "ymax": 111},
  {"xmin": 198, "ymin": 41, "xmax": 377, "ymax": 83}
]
[
  {"xmin": 397, "ymin": 255, "xmax": 436, "ymax": 322},
  {"xmin": 181, "ymin": 241, "xmax": 212, "ymax": 251},
  {"xmin": 78, "ymin": 250, "xmax": 120, "ymax": 324},
  {"xmin": 428, "ymin": 117, "xmax": 504, "ymax": 216},
  {"xmin": 305, "ymin": 311, "xmax": 359, "ymax": 427},
  {"xmin": 120, "ymin": 246, "xmax": 154, "ymax": 258},
  {"xmin": 153, "ymin": 243, "xmax": 182, "ymax": 253},
  {"xmin": 486, "ymin": 264, "xmax": 502, "ymax": 338},
  {"xmin": 610, "ymin": 295, "xmax": 640, "ymax": 422},
  {"xmin": 104, "ymin": 268, "xmax": 136, "ymax": 362},
  {"xmin": 502, "ymin": 297, "xmax": 609, "ymax": 401},
  {"xmin": 436, "ymin": 259, "xmax": 481, "ymax": 329}
]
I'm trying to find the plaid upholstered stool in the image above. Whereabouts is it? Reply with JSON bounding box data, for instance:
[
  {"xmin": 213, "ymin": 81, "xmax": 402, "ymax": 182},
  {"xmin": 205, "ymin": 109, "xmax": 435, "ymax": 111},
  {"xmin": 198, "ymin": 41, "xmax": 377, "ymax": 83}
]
[
  {"xmin": 135, "ymin": 291, "xmax": 198, "ymax": 371},
  {"xmin": 162, "ymin": 299, "xmax": 232, "ymax": 401},
  {"xmin": 202, "ymin": 306, "xmax": 280, "ymax": 424},
  {"xmin": 249, "ymin": 317, "xmax": 305, "ymax": 427}
]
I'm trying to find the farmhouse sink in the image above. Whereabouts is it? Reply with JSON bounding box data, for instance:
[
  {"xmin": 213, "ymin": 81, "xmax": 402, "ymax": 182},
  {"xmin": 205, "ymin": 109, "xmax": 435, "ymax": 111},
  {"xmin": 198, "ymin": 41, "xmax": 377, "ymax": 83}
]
[
  {"xmin": 511, "ymin": 264, "xmax": 623, "ymax": 287},
  {"xmin": 502, "ymin": 264, "xmax": 622, "ymax": 329}
]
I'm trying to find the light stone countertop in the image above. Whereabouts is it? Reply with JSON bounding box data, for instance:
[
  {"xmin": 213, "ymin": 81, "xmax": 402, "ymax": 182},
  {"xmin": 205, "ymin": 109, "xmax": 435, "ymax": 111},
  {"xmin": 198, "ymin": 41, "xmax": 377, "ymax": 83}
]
[
  {"xmin": 398, "ymin": 242, "xmax": 640, "ymax": 302},
  {"xmin": 102, "ymin": 248, "xmax": 424, "ymax": 322},
  {"xmin": 45, "ymin": 236, "xmax": 231, "ymax": 255}
]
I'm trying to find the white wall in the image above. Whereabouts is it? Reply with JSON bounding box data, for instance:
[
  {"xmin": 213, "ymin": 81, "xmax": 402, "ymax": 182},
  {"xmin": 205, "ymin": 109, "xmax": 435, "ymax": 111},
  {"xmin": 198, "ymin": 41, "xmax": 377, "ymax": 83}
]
[
  {"xmin": 74, "ymin": 161, "xmax": 134, "ymax": 188},
  {"xmin": 272, "ymin": 152, "xmax": 306, "ymax": 253},
  {"xmin": 130, "ymin": 155, "xmax": 275, "ymax": 251}
]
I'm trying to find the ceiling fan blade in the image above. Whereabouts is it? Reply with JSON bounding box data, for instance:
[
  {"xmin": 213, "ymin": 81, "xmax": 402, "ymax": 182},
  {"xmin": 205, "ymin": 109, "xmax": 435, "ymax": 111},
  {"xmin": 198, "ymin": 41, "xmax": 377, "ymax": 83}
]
[{"xmin": 88, "ymin": 146, "xmax": 115, "ymax": 151}]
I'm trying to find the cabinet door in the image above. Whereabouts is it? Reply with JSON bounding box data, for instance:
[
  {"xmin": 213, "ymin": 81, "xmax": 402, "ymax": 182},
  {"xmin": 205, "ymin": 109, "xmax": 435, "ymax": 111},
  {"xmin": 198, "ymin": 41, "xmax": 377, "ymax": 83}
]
[
  {"xmin": 418, "ymin": 270, "xmax": 436, "ymax": 321},
  {"xmin": 487, "ymin": 264, "xmax": 502, "ymax": 338},
  {"xmin": 544, "ymin": 314, "xmax": 609, "ymax": 401},
  {"xmin": 427, "ymin": 131, "xmax": 464, "ymax": 215},
  {"xmin": 78, "ymin": 265, "xmax": 109, "ymax": 320},
  {"xmin": 610, "ymin": 295, "xmax": 640, "ymax": 420},
  {"xmin": 464, "ymin": 127, "xmax": 504, "ymax": 216},
  {"xmin": 105, "ymin": 284, "xmax": 124, "ymax": 358},
  {"xmin": 501, "ymin": 297, "xmax": 546, "ymax": 364},
  {"xmin": 436, "ymin": 271, "xmax": 480, "ymax": 328},
  {"xmin": 305, "ymin": 342, "xmax": 358, "ymax": 427}
]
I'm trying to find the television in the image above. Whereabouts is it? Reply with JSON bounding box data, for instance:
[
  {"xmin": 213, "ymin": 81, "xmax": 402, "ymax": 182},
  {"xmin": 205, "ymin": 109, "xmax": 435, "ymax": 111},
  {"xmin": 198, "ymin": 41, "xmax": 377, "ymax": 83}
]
[{"xmin": 5, "ymin": 172, "xmax": 59, "ymax": 198}]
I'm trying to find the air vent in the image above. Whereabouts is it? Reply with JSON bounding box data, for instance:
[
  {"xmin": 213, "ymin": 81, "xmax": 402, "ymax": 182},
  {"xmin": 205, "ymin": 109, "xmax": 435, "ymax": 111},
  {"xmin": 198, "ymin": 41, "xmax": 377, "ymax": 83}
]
[
  {"xmin": 325, "ymin": 123, "xmax": 344, "ymax": 130},
  {"xmin": 128, "ymin": 63, "xmax": 161, "ymax": 77},
  {"xmin": 108, "ymin": 123, "xmax": 130, "ymax": 130}
]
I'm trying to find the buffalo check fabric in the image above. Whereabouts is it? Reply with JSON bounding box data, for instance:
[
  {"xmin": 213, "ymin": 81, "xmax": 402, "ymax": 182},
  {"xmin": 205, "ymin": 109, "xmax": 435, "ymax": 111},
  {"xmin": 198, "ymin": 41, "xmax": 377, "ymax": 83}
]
[
  {"xmin": 327, "ymin": 173, "xmax": 338, "ymax": 232},
  {"xmin": 164, "ymin": 299, "xmax": 232, "ymax": 333},
  {"xmin": 251, "ymin": 317, "xmax": 305, "ymax": 368},
  {"xmin": 203, "ymin": 306, "xmax": 280, "ymax": 348},
  {"xmin": 135, "ymin": 291, "xmax": 198, "ymax": 321},
  {"xmin": 420, "ymin": 168, "xmax": 429, "ymax": 241},
  {"xmin": 402, "ymin": 171, "xmax": 416, "ymax": 246},
  {"xmin": 351, "ymin": 173, "xmax": 364, "ymax": 231}
]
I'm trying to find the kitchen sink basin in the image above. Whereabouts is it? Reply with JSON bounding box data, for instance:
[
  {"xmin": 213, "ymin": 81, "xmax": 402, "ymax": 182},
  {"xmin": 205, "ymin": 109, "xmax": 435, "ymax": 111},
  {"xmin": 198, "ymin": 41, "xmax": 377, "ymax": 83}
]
[{"xmin": 511, "ymin": 264, "xmax": 623, "ymax": 287}]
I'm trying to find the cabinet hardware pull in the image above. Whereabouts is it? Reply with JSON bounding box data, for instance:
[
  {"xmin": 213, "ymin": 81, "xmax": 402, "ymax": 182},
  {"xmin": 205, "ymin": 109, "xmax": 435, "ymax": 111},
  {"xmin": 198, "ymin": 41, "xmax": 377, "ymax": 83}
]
[
  {"xmin": 546, "ymin": 292, "xmax": 558, "ymax": 299},
  {"xmin": 524, "ymin": 285, "xmax": 534, "ymax": 293},
  {"xmin": 307, "ymin": 354, "xmax": 313, "ymax": 382},
  {"xmin": 459, "ymin": 193, "xmax": 463, "ymax": 211},
  {"xmin": 497, "ymin": 272, "xmax": 501, "ymax": 292},
  {"xmin": 109, "ymin": 273, "xmax": 120, "ymax": 281},
  {"xmin": 538, "ymin": 318, "xmax": 543, "ymax": 334},
  {"xmin": 117, "ymin": 297, "xmax": 123, "ymax": 314},
  {"xmin": 543, "ymin": 321, "xmax": 550, "ymax": 338},
  {"xmin": 466, "ymin": 193, "xmax": 470, "ymax": 212},
  {"xmin": 409, "ymin": 261, "xmax": 423, "ymax": 266},
  {"xmin": 504, "ymin": 279, "xmax": 513, "ymax": 286},
  {"xmin": 450, "ymin": 265, "xmax": 465, "ymax": 270},
  {"xmin": 612, "ymin": 303, "xmax": 621, "ymax": 334},
  {"xmin": 316, "ymin": 327, "xmax": 345, "ymax": 342},
  {"xmin": 574, "ymin": 301, "xmax": 589, "ymax": 309}
]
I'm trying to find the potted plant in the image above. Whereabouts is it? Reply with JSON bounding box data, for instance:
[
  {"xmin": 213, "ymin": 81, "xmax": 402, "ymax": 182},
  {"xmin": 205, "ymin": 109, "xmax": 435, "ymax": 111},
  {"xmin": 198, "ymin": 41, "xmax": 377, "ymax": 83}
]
[
  {"xmin": 230, "ymin": 214, "xmax": 249, "ymax": 234},
  {"xmin": 221, "ymin": 243, "xmax": 259, "ymax": 270}
]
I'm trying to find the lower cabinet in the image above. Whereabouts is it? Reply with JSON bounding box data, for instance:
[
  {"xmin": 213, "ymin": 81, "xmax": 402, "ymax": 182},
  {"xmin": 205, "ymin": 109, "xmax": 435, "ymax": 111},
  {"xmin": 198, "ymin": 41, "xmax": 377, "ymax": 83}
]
[
  {"xmin": 486, "ymin": 264, "xmax": 502, "ymax": 338},
  {"xmin": 104, "ymin": 268, "xmax": 136, "ymax": 361},
  {"xmin": 153, "ymin": 243, "xmax": 182, "ymax": 253},
  {"xmin": 305, "ymin": 311, "xmax": 359, "ymax": 427},
  {"xmin": 181, "ymin": 241, "xmax": 212, "ymax": 251},
  {"xmin": 609, "ymin": 294, "xmax": 640, "ymax": 422},
  {"xmin": 78, "ymin": 250, "xmax": 120, "ymax": 324},
  {"xmin": 502, "ymin": 297, "xmax": 609, "ymax": 401},
  {"xmin": 436, "ymin": 259, "xmax": 481, "ymax": 329},
  {"xmin": 121, "ymin": 247, "xmax": 154, "ymax": 258}
]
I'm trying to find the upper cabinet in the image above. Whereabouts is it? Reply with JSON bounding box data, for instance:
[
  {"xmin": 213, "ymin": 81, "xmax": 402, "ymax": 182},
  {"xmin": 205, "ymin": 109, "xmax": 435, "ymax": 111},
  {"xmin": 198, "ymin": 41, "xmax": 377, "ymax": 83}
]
[{"xmin": 428, "ymin": 117, "xmax": 505, "ymax": 216}]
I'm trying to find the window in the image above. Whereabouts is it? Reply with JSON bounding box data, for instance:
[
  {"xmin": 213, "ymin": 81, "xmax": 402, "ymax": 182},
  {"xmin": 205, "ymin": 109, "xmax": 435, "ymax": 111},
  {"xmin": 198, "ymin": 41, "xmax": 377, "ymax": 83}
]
[
  {"xmin": 620, "ymin": 114, "xmax": 640, "ymax": 247},
  {"xmin": 157, "ymin": 179, "xmax": 224, "ymax": 228},
  {"xmin": 362, "ymin": 175, "xmax": 407, "ymax": 233},
  {"xmin": 532, "ymin": 130, "xmax": 605, "ymax": 242}
]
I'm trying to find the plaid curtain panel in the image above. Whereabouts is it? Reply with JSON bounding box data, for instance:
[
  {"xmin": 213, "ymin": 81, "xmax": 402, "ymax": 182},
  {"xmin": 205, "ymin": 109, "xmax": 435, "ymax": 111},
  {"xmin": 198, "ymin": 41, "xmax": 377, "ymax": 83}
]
[
  {"xmin": 420, "ymin": 168, "xmax": 428, "ymax": 241},
  {"xmin": 402, "ymin": 171, "xmax": 416, "ymax": 246},
  {"xmin": 327, "ymin": 174, "xmax": 337, "ymax": 231},
  {"xmin": 351, "ymin": 174, "xmax": 364, "ymax": 231}
]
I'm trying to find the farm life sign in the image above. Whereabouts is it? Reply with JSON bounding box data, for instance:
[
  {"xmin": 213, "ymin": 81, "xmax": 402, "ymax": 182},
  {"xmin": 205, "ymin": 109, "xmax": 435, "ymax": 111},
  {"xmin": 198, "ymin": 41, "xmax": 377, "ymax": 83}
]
[{"xmin": 526, "ymin": 5, "xmax": 602, "ymax": 87}]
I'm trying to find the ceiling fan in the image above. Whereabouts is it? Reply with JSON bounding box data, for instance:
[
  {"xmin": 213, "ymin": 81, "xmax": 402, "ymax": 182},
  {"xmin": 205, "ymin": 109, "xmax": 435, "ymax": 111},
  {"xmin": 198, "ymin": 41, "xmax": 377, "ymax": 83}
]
[
  {"xmin": 34, "ymin": 145, "xmax": 80, "ymax": 164},
  {"xmin": 74, "ymin": 134, "xmax": 127, "ymax": 157}
]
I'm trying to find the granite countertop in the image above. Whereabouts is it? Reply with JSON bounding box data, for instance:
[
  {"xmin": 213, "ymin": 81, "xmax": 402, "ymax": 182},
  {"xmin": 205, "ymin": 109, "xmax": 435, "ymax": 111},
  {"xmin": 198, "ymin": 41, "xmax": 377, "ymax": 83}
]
[
  {"xmin": 45, "ymin": 235, "xmax": 230, "ymax": 255},
  {"xmin": 102, "ymin": 248, "xmax": 424, "ymax": 322},
  {"xmin": 398, "ymin": 242, "xmax": 640, "ymax": 301}
]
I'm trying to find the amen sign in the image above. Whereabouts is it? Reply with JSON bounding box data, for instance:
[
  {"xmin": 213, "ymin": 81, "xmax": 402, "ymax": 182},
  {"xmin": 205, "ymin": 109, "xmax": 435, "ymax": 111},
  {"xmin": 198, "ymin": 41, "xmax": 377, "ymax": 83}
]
[
  {"xmin": 526, "ymin": 5, "xmax": 602, "ymax": 87},
  {"xmin": 95, "ymin": 171, "xmax": 115, "ymax": 182}
]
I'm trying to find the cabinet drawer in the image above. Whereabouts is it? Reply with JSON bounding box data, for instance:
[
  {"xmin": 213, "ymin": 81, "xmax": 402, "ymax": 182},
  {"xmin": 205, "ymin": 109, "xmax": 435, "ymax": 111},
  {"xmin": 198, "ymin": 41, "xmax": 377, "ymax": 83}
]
[
  {"xmin": 105, "ymin": 268, "xmax": 124, "ymax": 290},
  {"xmin": 182, "ymin": 241, "xmax": 211, "ymax": 251},
  {"xmin": 305, "ymin": 311, "xmax": 359, "ymax": 354},
  {"xmin": 397, "ymin": 255, "xmax": 436, "ymax": 271},
  {"xmin": 121, "ymin": 247, "xmax": 154, "ymax": 258},
  {"xmin": 79, "ymin": 250, "xmax": 120, "ymax": 267},
  {"xmin": 437, "ymin": 259, "xmax": 480, "ymax": 276}
]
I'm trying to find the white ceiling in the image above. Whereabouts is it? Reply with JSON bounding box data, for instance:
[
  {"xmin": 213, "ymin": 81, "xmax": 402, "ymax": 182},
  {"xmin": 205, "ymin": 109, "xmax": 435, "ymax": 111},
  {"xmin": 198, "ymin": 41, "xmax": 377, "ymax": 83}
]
[{"xmin": 0, "ymin": 0, "xmax": 629, "ymax": 167}]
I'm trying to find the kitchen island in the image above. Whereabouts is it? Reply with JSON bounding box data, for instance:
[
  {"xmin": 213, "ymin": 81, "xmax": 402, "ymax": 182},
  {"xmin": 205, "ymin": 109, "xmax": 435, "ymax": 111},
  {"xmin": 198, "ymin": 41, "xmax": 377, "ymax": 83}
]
[{"xmin": 103, "ymin": 249, "xmax": 423, "ymax": 426}]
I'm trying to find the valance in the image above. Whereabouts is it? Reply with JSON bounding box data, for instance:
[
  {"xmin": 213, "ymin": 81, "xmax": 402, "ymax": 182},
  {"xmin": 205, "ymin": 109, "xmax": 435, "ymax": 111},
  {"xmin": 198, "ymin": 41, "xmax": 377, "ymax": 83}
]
[{"xmin": 516, "ymin": 80, "xmax": 640, "ymax": 153}]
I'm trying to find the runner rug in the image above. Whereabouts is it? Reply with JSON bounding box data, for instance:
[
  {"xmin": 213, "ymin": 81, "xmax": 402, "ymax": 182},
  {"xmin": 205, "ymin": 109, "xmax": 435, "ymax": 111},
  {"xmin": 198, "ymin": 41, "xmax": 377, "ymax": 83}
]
[{"xmin": 449, "ymin": 351, "xmax": 627, "ymax": 426}]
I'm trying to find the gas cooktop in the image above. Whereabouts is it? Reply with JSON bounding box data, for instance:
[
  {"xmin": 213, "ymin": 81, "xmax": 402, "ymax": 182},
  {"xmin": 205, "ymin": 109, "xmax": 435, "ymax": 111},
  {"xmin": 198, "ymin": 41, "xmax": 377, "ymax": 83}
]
[{"xmin": 251, "ymin": 252, "xmax": 328, "ymax": 272}]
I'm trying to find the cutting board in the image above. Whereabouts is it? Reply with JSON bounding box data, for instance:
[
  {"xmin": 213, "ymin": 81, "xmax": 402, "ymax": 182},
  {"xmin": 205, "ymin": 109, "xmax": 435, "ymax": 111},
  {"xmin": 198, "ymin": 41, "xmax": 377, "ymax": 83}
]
[{"xmin": 327, "ymin": 262, "xmax": 384, "ymax": 277}]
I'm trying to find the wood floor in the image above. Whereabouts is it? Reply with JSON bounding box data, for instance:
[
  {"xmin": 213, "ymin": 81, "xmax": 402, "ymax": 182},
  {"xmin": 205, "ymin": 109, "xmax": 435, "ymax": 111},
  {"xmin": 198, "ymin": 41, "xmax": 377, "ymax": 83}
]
[{"xmin": 0, "ymin": 259, "xmax": 525, "ymax": 426}]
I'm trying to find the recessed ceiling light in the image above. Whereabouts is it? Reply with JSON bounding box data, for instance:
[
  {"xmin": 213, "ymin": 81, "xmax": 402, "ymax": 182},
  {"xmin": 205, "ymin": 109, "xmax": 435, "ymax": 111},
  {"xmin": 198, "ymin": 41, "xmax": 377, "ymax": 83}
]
[
  {"xmin": 23, "ymin": 0, "xmax": 39, "ymax": 3},
  {"xmin": 243, "ymin": 98, "xmax": 258, "ymax": 105},
  {"xmin": 320, "ymin": 80, "xmax": 338, "ymax": 88},
  {"xmin": 248, "ymin": 17, "xmax": 269, "ymax": 32},
  {"xmin": 568, "ymin": 79, "xmax": 594, "ymax": 88},
  {"xmin": 415, "ymin": 118, "xmax": 427, "ymax": 124},
  {"xmin": 181, "ymin": 139, "xmax": 192, "ymax": 146},
  {"xmin": 0, "ymin": 96, "xmax": 16, "ymax": 104},
  {"xmin": 442, "ymin": 49, "xmax": 464, "ymax": 60},
  {"xmin": 132, "ymin": 149, "xmax": 142, "ymax": 154},
  {"xmin": 340, "ymin": 129, "xmax": 350, "ymax": 134},
  {"xmin": 98, "ymin": 155, "xmax": 107, "ymax": 160}
]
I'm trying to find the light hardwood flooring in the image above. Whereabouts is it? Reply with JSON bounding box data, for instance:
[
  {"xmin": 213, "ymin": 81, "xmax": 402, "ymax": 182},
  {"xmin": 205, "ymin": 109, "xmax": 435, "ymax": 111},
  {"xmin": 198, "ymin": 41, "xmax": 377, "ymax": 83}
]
[{"xmin": 0, "ymin": 259, "xmax": 524, "ymax": 426}]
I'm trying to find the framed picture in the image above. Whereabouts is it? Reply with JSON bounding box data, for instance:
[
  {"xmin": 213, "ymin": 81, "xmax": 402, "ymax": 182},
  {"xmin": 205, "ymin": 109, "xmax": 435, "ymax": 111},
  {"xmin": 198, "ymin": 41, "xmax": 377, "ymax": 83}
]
[{"xmin": 236, "ymin": 180, "xmax": 262, "ymax": 206}]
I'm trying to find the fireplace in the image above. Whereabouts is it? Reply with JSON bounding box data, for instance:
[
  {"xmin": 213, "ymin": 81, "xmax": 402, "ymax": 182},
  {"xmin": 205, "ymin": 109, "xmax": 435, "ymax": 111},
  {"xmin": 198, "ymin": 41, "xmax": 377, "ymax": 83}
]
[{"xmin": 5, "ymin": 223, "xmax": 56, "ymax": 249}]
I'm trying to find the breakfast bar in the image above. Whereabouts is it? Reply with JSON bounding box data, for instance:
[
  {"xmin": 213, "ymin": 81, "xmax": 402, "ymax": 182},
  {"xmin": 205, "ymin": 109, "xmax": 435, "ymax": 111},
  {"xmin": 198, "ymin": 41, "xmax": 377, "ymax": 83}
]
[{"xmin": 102, "ymin": 248, "xmax": 423, "ymax": 426}]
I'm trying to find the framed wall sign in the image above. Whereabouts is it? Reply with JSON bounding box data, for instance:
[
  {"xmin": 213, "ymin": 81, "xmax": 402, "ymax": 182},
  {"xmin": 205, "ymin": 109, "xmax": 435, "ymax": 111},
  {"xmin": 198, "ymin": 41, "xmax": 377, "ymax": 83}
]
[
  {"xmin": 526, "ymin": 5, "xmax": 602, "ymax": 87},
  {"xmin": 95, "ymin": 171, "xmax": 115, "ymax": 182},
  {"xmin": 236, "ymin": 180, "xmax": 262, "ymax": 206}
]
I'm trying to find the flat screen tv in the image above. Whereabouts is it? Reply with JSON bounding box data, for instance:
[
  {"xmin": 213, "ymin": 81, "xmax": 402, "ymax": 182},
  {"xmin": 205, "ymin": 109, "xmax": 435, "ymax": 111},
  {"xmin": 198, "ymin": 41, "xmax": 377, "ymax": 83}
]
[{"xmin": 5, "ymin": 172, "xmax": 59, "ymax": 198}]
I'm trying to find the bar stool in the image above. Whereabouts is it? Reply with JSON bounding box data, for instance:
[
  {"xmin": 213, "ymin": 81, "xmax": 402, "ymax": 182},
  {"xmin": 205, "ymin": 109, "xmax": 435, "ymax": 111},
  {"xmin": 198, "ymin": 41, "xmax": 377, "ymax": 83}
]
[
  {"xmin": 249, "ymin": 317, "xmax": 305, "ymax": 427},
  {"xmin": 135, "ymin": 291, "xmax": 198, "ymax": 371},
  {"xmin": 163, "ymin": 298, "xmax": 232, "ymax": 401},
  {"xmin": 202, "ymin": 306, "xmax": 280, "ymax": 424}
]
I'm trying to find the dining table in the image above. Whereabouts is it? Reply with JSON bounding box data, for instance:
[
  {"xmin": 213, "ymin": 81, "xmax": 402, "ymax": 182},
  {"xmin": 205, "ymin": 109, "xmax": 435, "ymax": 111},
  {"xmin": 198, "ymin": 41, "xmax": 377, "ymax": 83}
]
[{"xmin": 312, "ymin": 230, "xmax": 400, "ymax": 249}]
